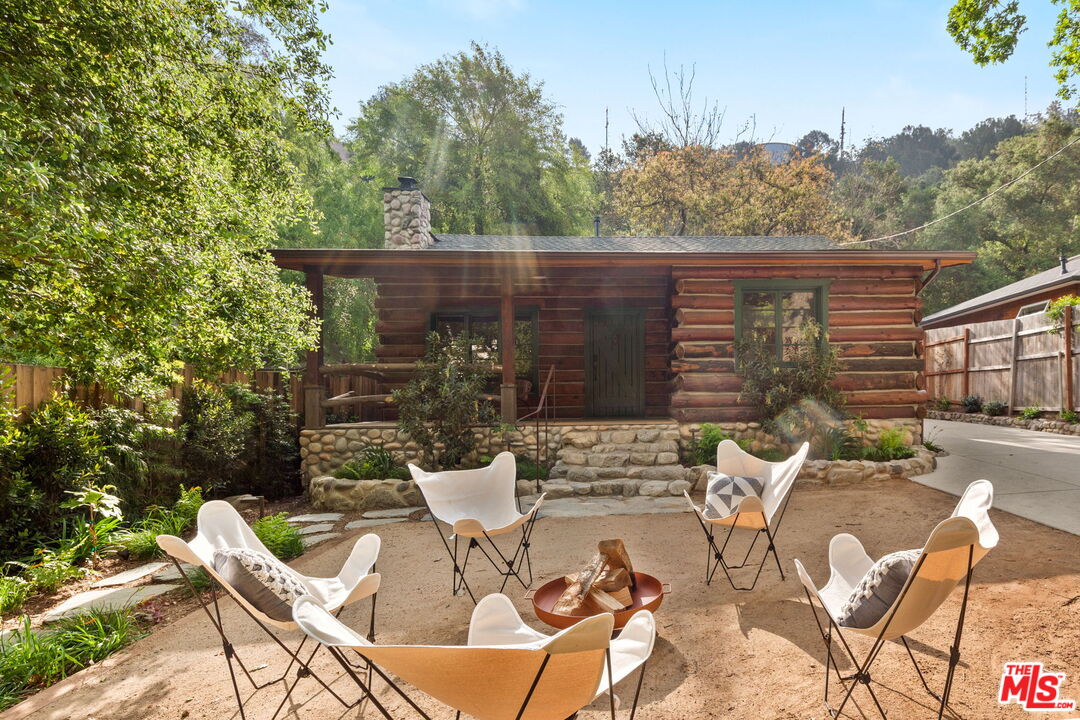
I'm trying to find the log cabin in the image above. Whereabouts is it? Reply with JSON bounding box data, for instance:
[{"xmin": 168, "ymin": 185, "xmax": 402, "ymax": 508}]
[{"xmin": 272, "ymin": 178, "xmax": 975, "ymax": 435}]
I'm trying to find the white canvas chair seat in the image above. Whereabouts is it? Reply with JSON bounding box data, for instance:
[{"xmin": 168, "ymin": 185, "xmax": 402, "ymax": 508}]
[
  {"xmin": 793, "ymin": 480, "xmax": 998, "ymax": 719},
  {"xmin": 684, "ymin": 440, "xmax": 809, "ymax": 590},
  {"xmin": 156, "ymin": 501, "xmax": 381, "ymax": 720},
  {"xmin": 410, "ymin": 452, "xmax": 545, "ymax": 602},
  {"xmin": 293, "ymin": 593, "xmax": 656, "ymax": 720}
]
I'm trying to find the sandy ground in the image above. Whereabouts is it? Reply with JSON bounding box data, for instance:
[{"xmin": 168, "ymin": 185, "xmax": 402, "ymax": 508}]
[{"xmin": 6, "ymin": 479, "xmax": 1079, "ymax": 720}]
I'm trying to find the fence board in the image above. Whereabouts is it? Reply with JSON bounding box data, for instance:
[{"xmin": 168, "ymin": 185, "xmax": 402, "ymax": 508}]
[{"xmin": 926, "ymin": 311, "xmax": 1079, "ymax": 413}]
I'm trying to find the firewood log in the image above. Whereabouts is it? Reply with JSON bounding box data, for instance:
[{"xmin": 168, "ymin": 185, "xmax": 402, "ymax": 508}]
[
  {"xmin": 586, "ymin": 588, "xmax": 625, "ymax": 613},
  {"xmin": 553, "ymin": 553, "xmax": 607, "ymax": 615},
  {"xmin": 608, "ymin": 586, "xmax": 633, "ymax": 608},
  {"xmin": 595, "ymin": 567, "xmax": 630, "ymax": 593},
  {"xmin": 597, "ymin": 539, "xmax": 635, "ymax": 588}
]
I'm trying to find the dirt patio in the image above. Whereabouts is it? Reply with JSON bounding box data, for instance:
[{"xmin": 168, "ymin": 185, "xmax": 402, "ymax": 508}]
[{"xmin": 6, "ymin": 480, "xmax": 1079, "ymax": 720}]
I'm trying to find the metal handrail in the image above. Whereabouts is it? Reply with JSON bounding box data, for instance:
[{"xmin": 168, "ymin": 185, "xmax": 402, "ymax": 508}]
[{"xmin": 518, "ymin": 365, "xmax": 555, "ymax": 493}]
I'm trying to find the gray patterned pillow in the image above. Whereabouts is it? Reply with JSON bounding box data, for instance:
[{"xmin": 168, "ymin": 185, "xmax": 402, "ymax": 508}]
[
  {"xmin": 838, "ymin": 549, "xmax": 921, "ymax": 629},
  {"xmin": 705, "ymin": 472, "xmax": 765, "ymax": 517},
  {"xmin": 212, "ymin": 548, "xmax": 308, "ymax": 622}
]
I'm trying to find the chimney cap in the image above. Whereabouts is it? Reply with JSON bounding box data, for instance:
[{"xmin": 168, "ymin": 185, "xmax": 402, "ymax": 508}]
[{"xmin": 397, "ymin": 176, "xmax": 420, "ymax": 190}]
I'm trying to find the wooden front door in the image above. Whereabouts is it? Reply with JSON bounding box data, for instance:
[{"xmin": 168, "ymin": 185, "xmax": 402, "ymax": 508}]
[{"xmin": 585, "ymin": 308, "xmax": 645, "ymax": 417}]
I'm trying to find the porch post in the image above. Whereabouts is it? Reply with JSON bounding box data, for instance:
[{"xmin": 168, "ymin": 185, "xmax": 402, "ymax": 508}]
[
  {"xmin": 303, "ymin": 266, "xmax": 325, "ymax": 429},
  {"xmin": 500, "ymin": 273, "xmax": 517, "ymax": 422}
]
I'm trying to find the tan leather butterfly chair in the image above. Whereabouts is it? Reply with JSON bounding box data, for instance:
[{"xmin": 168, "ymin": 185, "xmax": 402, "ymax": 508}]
[
  {"xmin": 684, "ymin": 440, "xmax": 809, "ymax": 590},
  {"xmin": 410, "ymin": 452, "xmax": 545, "ymax": 603},
  {"xmin": 293, "ymin": 592, "xmax": 657, "ymax": 720},
  {"xmin": 793, "ymin": 479, "xmax": 998, "ymax": 719},
  {"xmin": 157, "ymin": 500, "xmax": 381, "ymax": 720}
]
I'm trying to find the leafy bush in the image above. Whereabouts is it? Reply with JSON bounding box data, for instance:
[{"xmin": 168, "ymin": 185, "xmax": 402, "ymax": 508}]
[
  {"xmin": 1062, "ymin": 410, "xmax": 1079, "ymax": 424},
  {"xmin": 863, "ymin": 426, "xmax": 915, "ymax": 461},
  {"xmin": 0, "ymin": 608, "xmax": 145, "ymax": 711},
  {"xmin": 734, "ymin": 321, "xmax": 844, "ymax": 438},
  {"xmin": 752, "ymin": 448, "xmax": 789, "ymax": 462},
  {"xmin": 92, "ymin": 401, "xmax": 182, "ymax": 510},
  {"xmin": 934, "ymin": 396, "xmax": 951, "ymax": 411},
  {"xmin": 0, "ymin": 577, "xmax": 32, "ymax": 617},
  {"xmin": 1020, "ymin": 407, "xmax": 1042, "ymax": 420},
  {"xmin": 983, "ymin": 400, "xmax": 1008, "ymax": 416},
  {"xmin": 113, "ymin": 486, "xmax": 204, "ymax": 560},
  {"xmin": 335, "ymin": 445, "xmax": 410, "ymax": 481},
  {"xmin": 961, "ymin": 395, "xmax": 983, "ymax": 413},
  {"xmin": 251, "ymin": 513, "xmax": 304, "ymax": 561},
  {"xmin": 814, "ymin": 424, "xmax": 864, "ymax": 461},
  {"xmin": 687, "ymin": 423, "xmax": 748, "ymax": 465},
  {"xmin": 1046, "ymin": 294, "xmax": 1080, "ymax": 333},
  {"xmin": 513, "ymin": 454, "xmax": 548, "ymax": 483},
  {"xmin": 394, "ymin": 333, "xmax": 498, "ymax": 468}
]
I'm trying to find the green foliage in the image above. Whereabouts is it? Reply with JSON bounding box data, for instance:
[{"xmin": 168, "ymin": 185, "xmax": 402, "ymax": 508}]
[
  {"xmin": 334, "ymin": 445, "xmax": 410, "ymax": 481},
  {"xmin": 734, "ymin": 321, "xmax": 845, "ymax": 439},
  {"xmin": 1021, "ymin": 406, "xmax": 1043, "ymax": 420},
  {"xmin": 348, "ymin": 42, "xmax": 597, "ymax": 236},
  {"xmin": 983, "ymin": 400, "xmax": 1009, "ymax": 416},
  {"xmin": 513, "ymin": 454, "xmax": 549, "ymax": 483},
  {"xmin": 687, "ymin": 424, "xmax": 747, "ymax": 465},
  {"xmin": 1046, "ymin": 294, "xmax": 1080, "ymax": 333},
  {"xmin": 961, "ymin": 394, "xmax": 984, "ymax": 413},
  {"xmin": 0, "ymin": 577, "xmax": 32, "ymax": 617},
  {"xmin": 179, "ymin": 383, "xmax": 300, "ymax": 498},
  {"xmin": 113, "ymin": 486, "xmax": 204, "ymax": 560},
  {"xmin": 752, "ymin": 448, "xmax": 790, "ymax": 462},
  {"xmin": 935, "ymin": 396, "xmax": 952, "ymax": 411},
  {"xmin": 251, "ymin": 514, "xmax": 304, "ymax": 561},
  {"xmin": 1061, "ymin": 409, "xmax": 1080, "ymax": 423},
  {"xmin": 0, "ymin": 0, "xmax": 327, "ymax": 397},
  {"xmin": 393, "ymin": 333, "xmax": 498, "ymax": 468},
  {"xmin": 0, "ymin": 608, "xmax": 145, "ymax": 711},
  {"xmin": 814, "ymin": 424, "xmax": 865, "ymax": 461},
  {"xmin": 91, "ymin": 402, "xmax": 182, "ymax": 511},
  {"xmin": 863, "ymin": 427, "xmax": 916, "ymax": 461}
]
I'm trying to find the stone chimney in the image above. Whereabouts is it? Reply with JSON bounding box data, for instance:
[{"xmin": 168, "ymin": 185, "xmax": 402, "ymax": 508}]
[{"xmin": 383, "ymin": 177, "xmax": 432, "ymax": 249}]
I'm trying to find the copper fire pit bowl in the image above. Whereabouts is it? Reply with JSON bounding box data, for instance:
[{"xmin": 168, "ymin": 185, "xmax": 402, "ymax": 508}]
[{"xmin": 525, "ymin": 572, "xmax": 671, "ymax": 630}]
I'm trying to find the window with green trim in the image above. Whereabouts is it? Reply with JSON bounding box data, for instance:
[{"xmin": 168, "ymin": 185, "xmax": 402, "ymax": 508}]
[
  {"xmin": 734, "ymin": 280, "xmax": 829, "ymax": 361},
  {"xmin": 430, "ymin": 308, "xmax": 539, "ymax": 384}
]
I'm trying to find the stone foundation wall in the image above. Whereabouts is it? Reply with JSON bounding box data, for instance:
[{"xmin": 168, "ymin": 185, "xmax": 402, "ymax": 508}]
[{"xmin": 927, "ymin": 410, "xmax": 1080, "ymax": 437}]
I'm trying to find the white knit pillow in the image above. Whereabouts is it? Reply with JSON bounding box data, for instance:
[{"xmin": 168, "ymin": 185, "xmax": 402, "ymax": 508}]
[
  {"xmin": 213, "ymin": 548, "xmax": 307, "ymax": 621},
  {"xmin": 838, "ymin": 548, "xmax": 921, "ymax": 629}
]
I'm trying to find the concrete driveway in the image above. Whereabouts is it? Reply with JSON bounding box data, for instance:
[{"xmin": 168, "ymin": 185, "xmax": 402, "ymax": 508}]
[{"xmin": 917, "ymin": 419, "xmax": 1080, "ymax": 535}]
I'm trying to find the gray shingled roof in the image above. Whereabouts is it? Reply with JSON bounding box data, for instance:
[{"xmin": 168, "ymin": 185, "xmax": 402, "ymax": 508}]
[
  {"xmin": 922, "ymin": 254, "xmax": 1080, "ymax": 325},
  {"xmin": 429, "ymin": 234, "xmax": 839, "ymax": 252}
]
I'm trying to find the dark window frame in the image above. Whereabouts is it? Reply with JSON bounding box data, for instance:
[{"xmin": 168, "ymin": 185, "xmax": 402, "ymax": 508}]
[
  {"xmin": 733, "ymin": 279, "xmax": 830, "ymax": 362},
  {"xmin": 429, "ymin": 306, "xmax": 541, "ymax": 387}
]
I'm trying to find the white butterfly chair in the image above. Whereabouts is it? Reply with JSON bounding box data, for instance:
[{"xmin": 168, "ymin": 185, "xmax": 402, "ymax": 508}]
[
  {"xmin": 793, "ymin": 480, "xmax": 998, "ymax": 719},
  {"xmin": 683, "ymin": 440, "xmax": 809, "ymax": 590},
  {"xmin": 156, "ymin": 500, "xmax": 382, "ymax": 720},
  {"xmin": 292, "ymin": 592, "xmax": 656, "ymax": 720},
  {"xmin": 410, "ymin": 452, "xmax": 545, "ymax": 603}
]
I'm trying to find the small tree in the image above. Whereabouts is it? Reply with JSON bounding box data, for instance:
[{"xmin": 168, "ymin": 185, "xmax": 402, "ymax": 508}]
[
  {"xmin": 394, "ymin": 333, "xmax": 498, "ymax": 468},
  {"xmin": 734, "ymin": 320, "xmax": 844, "ymax": 439}
]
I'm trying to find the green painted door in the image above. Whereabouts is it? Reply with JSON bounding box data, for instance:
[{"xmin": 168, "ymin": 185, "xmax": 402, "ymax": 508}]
[{"xmin": 585, "ymin": 308, "xmax": 645, "ymax": 418}]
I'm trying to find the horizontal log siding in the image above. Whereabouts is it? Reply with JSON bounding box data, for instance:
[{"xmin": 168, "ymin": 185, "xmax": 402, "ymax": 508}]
[
  {"xmin": 669, "ymin": 264, "xmax": 925, "ymax": 422},
  {"xmin": 373, "ymin": 268, "xmax": 672, "ymax": 419}
]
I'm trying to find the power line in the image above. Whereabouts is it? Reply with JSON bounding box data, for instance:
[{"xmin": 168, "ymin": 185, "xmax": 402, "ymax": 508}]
[{"xmin": 846, "ymin": 132, "xmax": 1080, "ymax": 246}]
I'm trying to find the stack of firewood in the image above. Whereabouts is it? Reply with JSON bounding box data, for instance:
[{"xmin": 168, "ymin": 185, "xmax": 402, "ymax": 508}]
[{"xmin": 553, "ymin": 539, "xmax": 637, "ymax": 616}]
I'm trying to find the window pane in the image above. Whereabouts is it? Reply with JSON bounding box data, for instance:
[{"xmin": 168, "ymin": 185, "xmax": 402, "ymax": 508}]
[
  {"xmin": 432, "ymin": 314, "xmax": 465, "ymax": 342},
  {"xmin": 743, "ymin": 291, "xmax": 775, "ymax": 311}
]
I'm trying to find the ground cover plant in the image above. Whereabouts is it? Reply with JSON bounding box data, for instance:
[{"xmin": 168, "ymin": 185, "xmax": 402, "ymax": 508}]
[
  {"xmin": 251, "ymin": 514, "xmax": 304, "ymax": 561},
  {"xmin": 961, "ymin": 395, "xmax": 984, "ymax": 413},
  {"xmin": 983, "ymin": 400, "xmax": 1008, "ymax": 416},
  {"xmin": 335, "ymin": 445, "xmax": 410, "ymax": 481},
  {"xmin": 1062, "ymin": 410, "xmax": 1079, "ymax": 423},
  {"xmin": 1020, "ymin": 407, "xmax": 1042, "ymax": 420}
]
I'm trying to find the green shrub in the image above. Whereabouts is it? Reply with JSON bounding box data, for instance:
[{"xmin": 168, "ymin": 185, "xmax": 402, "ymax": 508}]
[
  {"xmin": 983, "ymin": 400, "xmax": 1008, "ymax": 416},
  {"xmin": 251, "ymin": 513, "xmax": 304, "ymax": 561},
  {"xmin": 1062, "ymin": 410, "xmax": 1080, "ymax": 424},
  {"xmin": 753, "ymin": 448, "xmax": 789, "ymax": 462},
  {"xmin": 934, "ymin": 396, "xmax": 951, "ymax": 411},
  {"xmin": 335, "ymin": 445, "xmax": 409, "ymax": 481},
  {"xmin": 113, "ymin": 486, "xmax": 204, "ymax": 560},
  {"xmin": 394, "ymin": 333, "xmax": 498, "ymax": 468},
  {"xmin": 0, "ymin": 577, "xmax": 32, "ymax": 617},
  {"xmin": 961, "ymin": 395, "xmax": 983, "ymax": 413},
  {"xmin": 513, "ymin": 454, "xmax": 548, "ymax": 483},
  {"xmin": 92, "ymin": 402, "xmax": 182, "ymax": 511},
  {"xmin": 1046, "ymin": 294, "xmax": 1079, "ymax": 333},
  {"xmin": 1020, "ymin": 407, "xmax": 1042, "ymax": 420},
  {"xmin": 0, "ymin": 608, "xmax": 145, "ymax": 711},
  {"xmin": 863, "ymin": 426, "xmax": 916, "ymax": 461},
  {"xmin": 814, "ymin": 424, "xmax": 864, "ymax": 461},
  {"xmin": 687, "ymin": 423, "xmax": 748, "ymax": 465},
  {"xmin": 734, "ymin": 321, "xmax": 844, "ymax": 438}
]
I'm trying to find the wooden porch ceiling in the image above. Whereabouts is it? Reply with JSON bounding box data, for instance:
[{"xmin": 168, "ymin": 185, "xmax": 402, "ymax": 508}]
[{"xmin": 271, "ymin": 247, "xmax": 976, "ymax": 276}]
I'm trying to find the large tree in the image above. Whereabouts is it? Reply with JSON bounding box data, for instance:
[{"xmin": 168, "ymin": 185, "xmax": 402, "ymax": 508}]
[
  {"xmin": 948, "ymin": 0, "xmax": 1080, "ymax": 105},
  {"xmin": 0, "ymin": 0, "xmax": 327, "ymax": 396},
  {"xmin": 348, "ymin": 43, "xmax": 597, "ymax": 236}
]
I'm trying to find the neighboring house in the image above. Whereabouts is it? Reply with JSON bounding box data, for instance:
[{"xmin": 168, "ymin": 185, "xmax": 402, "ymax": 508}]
[
  {"xmin": 272, "ymin": 178, "xmax": 974, "ymax": 430},
  {"xmin": 921, "ymin": 255, "xmax": 1080, "ymax": 329}
]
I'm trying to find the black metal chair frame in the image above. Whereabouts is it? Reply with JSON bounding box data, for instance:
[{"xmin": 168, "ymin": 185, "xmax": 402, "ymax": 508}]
[
  {"xmin": 422, "ymin": 496, "xmax": 540, "ymax": 604},
  {"xmin": 690, "ymin": 489, "xmax": 794, "ymax": 591},
  {"xmin": 326, "ymin": 644, "xmax": 649, "ymax": 720},
  {"xmin": 169, "ymin": 557, "xmax": 377, "ymax": 720},
  {"xmin": 801, "ymin": 546, "xmax": 974, "ymax": 720}
]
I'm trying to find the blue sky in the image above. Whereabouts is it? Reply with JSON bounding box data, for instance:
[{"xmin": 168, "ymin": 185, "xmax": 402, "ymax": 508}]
[{"xmin": 321, "ymin": 0, "xmax": 1062, "ymax": 154}]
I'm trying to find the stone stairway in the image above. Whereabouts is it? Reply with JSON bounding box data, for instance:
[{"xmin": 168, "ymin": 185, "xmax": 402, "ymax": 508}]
[{"xmin": 545, "ymin": 425, "xmax": 691, "ymax": 498}]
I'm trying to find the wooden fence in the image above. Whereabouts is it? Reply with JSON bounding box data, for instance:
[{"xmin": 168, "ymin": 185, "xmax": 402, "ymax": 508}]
[
  {"xmin": 1, "ymin": 363, "xmax": 307, "ymax": 419},
  {"xmin": 925, "ymin": 306, "xmax": 1078, "ymax": 412}
]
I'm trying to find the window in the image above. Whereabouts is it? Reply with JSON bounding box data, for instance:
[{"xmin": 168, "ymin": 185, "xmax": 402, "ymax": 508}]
[
  {"xmin": 734, "ymin": 280, "xmax": 829, "ymax": 361},
  {"xmin": 430, "ymin": 308, "xmax": 539, "ymax": 383},
  {"xmin": 1016, "ymin": 300, "xmax": 1049, "ymax": 318}
]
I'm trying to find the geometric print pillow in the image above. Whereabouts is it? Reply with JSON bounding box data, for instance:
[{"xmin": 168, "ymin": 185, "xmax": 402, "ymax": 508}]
[
  {"xmin": 705, "ymin": 472, "xmax": 765, "ymax": 517},
  {"xmin": 212, "ymin": 547, "xmax": 308, "ymax": 622}
]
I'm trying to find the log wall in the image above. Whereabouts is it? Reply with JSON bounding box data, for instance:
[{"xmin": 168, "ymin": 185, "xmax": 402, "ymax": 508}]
[
  {"xmin": 372, "ymin": 266, "xmax": 672, "ymax": 419},
  {"xmin": 669, "ymin": 265, "xmax": 927, "ymax": 422}
]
